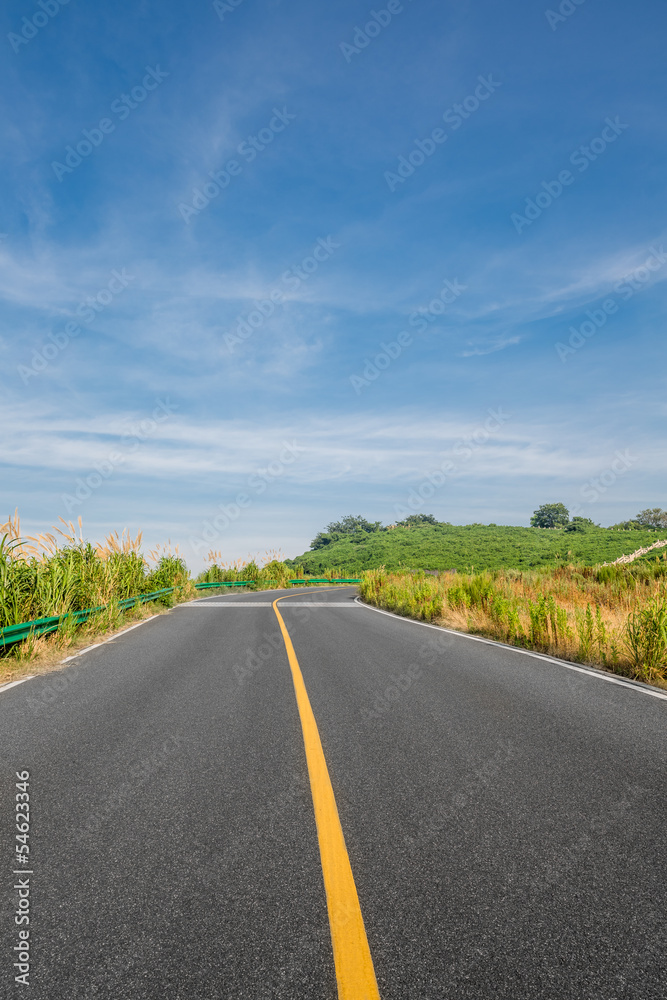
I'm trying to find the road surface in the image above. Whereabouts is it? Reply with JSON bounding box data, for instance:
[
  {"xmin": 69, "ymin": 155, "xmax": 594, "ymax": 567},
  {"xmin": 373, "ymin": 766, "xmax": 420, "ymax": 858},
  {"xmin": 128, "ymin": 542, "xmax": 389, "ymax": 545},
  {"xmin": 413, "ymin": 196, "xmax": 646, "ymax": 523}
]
[{"xmin": 1, "ymin": 586, "xmax": 665, "ymax": 998}]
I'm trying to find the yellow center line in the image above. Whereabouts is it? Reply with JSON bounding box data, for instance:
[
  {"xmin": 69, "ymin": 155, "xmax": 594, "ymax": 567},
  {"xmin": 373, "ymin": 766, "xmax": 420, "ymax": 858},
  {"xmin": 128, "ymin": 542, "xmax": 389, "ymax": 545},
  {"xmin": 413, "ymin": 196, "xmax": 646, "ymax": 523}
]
[{"xmin": 273, "ymin": 593, "xmax": 381, "ymax": 1000}]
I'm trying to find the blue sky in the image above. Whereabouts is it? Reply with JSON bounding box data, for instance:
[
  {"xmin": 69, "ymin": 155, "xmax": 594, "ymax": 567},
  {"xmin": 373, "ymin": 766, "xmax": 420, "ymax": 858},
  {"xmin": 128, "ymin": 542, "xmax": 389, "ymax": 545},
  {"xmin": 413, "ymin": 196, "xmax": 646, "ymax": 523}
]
[{"xmin": 1, "ymin": 0, "xmax": 666, "ymax": 569}]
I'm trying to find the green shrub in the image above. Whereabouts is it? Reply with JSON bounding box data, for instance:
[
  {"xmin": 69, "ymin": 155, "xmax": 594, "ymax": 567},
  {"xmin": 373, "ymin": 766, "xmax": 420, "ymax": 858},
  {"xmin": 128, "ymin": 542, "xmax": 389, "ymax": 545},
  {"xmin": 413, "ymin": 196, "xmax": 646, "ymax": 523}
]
[{"xmin": 624, "ymin": 599, "xmax": 667, "ymax": 682}]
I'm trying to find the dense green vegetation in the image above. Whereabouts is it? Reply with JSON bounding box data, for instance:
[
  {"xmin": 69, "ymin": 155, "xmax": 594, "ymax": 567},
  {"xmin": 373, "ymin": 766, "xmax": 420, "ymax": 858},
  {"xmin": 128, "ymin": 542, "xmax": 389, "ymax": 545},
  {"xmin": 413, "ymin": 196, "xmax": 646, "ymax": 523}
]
[
  {"xmin": 0, "ymin": 535, "xmax": 190, "ymax": 633},
  {"xmin": 196, "ymin": 558, "xmax": 307, "ymax": 589},
  {"xmin": 0, "ymin": 515, "xmax": 193, "ymax": 672},
  {"xmin": 287, "ymin": 522, "xmax": 667, "ymax": 576}
]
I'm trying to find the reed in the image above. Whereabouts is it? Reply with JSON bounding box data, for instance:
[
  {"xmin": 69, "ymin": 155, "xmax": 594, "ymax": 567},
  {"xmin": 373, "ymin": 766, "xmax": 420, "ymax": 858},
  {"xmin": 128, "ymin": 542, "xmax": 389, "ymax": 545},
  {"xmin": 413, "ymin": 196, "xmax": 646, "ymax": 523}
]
[{"xmin": 0, "ymin": 511, "xmax": 192, "ymax": 641}]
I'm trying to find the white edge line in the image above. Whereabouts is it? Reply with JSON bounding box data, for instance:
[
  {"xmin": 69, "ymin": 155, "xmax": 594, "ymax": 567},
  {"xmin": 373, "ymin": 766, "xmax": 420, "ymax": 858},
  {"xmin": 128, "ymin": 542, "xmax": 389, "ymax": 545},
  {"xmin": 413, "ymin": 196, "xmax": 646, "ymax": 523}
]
[
  {"xmin": 61, "ymin": 615, "xmax": 160, "ymax": 660},
  {"xmin": 354, "ymin": 598, "xmax": 667, "ymax": 703},
  {"xmin": 0, "ymin": 615, "xmax": 161, "ymax": 698},
  {"xmin": 0, "ymin": 676, "xmax": 34, "ymax": 694}
]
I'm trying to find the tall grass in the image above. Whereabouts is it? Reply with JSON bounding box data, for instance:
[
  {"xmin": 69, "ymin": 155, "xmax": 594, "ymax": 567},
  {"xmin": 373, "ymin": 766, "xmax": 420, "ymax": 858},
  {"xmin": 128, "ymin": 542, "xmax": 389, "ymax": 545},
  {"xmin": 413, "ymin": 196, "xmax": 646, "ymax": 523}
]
[
  {"xmin": 359, "ymin": 561, "xmax": 667, "ymax": 685},
  {"xmin": 0, "ymin": 512, "xmax": 191, "ymax": 643},
  {"xmin": 624, "ymin": 599, "xmax": 667, "ymax": 683}
]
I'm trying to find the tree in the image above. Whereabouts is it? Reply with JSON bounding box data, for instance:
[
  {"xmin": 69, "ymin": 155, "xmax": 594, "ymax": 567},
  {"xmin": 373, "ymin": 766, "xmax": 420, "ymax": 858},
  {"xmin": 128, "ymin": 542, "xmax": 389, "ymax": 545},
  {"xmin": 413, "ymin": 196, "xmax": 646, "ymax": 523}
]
[
  {"xmin": 325, "ymin": 515, "xmax": 382, "ymax": 535},
  {"xmin": 310, "ymin": 531, "xmax": 341, "ymax": 550},
  {"xmin": 396, "ymin": 514, "xmax": 438, "ymax": 527},
  {"xmin": 565, "ymin": 516, "xmax": 598, "ymax": 533},
  {"xmin": 635, "ymin": 508, "xmax": 667, "ymax": 530},
  {"xmin": 310, "ymin": 515, "xmax": 383, "ymax": 550},
  {"xmin": 530, "ymin": 503, "xmax": 569, "ymax": 529}
]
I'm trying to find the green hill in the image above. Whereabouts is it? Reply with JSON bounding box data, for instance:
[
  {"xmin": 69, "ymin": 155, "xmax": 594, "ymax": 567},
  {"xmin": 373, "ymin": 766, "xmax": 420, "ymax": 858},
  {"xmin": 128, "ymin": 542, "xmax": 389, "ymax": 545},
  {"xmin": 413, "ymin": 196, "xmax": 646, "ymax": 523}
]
[{"xmin": 287, "ymin": 524, "xmax": 667, "ymax": 575}]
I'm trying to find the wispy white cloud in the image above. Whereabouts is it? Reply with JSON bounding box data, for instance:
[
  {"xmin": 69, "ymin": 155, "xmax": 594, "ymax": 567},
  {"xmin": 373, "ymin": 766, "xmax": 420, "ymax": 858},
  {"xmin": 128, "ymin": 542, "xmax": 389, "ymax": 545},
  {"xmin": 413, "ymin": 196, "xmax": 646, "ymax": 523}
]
[
  {"xmin": 1, "ymin": 402, "xmax": 662, "ymax": 484},
  {"xmin": 458, "ymin": 335, "xmax": 521, "ymax": 357}
]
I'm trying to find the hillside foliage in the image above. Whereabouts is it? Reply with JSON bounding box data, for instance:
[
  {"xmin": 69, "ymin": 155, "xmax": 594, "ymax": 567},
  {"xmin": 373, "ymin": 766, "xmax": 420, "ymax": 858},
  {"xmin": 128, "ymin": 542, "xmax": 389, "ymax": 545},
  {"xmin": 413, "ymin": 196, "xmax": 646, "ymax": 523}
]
[{"xmin": 287, "ymin": 521, "xmax": 667, "ymax": 576}]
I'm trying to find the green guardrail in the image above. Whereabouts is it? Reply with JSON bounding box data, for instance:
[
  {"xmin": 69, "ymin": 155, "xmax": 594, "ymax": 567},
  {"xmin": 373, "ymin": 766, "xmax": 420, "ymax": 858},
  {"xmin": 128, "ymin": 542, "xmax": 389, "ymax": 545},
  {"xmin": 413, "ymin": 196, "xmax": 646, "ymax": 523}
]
[
  {"xmin": 0, "ymin": 579, "xmax": 361, "ymax": 649},
  {"xmin": 0, "ymin": 587, "xmax": 176, "ymax": 650}
]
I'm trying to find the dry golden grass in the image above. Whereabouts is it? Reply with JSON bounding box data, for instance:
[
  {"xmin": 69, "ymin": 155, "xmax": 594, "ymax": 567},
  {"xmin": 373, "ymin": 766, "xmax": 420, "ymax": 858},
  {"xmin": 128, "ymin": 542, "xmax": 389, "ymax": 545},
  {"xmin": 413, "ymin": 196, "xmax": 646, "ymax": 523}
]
[{"xmin": 360, "ymin": 564, "xmax": 667, "ymax": 687}]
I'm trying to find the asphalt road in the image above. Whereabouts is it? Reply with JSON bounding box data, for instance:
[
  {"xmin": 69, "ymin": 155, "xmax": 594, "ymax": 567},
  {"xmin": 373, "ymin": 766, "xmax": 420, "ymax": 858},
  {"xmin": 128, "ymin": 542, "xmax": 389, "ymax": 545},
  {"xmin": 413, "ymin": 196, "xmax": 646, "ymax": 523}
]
[{"xmin": 1, "ymin": 586, "xmax": 665, "ymax": 999}]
